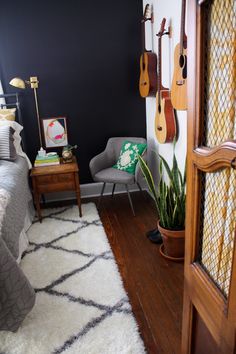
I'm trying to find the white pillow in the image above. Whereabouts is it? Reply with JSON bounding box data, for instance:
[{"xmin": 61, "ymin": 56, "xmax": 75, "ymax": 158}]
[{"xmin": 0, "ymin": 120, "xmax": 32, "ymax": 168}]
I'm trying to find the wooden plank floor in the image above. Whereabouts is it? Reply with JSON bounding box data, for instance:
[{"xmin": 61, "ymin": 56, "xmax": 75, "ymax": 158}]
[{"xmin": 84, "ymin": 191, "xmax": 184, "ymax": 354}]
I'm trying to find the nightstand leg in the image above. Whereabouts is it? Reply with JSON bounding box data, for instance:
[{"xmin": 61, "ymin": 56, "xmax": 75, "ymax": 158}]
[
  {"xmin": 76, "ymin": 191, "xmax": 82, "ymax": 217},
  {"xmin": 42, "ymin": 194, "xmax": 46, "ymax": 204},
  {"xmin": 35, "ymin": 192, "xmax": 42, "ymax": 223},
  {"xmin": 75, "ymin": 172, "xmax": 82, "ymax": 217}
]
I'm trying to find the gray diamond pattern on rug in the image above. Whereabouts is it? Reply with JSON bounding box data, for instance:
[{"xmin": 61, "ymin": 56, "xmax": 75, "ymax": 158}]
[{"xmin": 0, "ymin": 203, "xmax": 146, "ymax": 354}]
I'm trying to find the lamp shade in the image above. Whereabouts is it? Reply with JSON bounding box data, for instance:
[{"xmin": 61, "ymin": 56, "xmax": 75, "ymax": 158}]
[{"xmin": 9, "ymin": 77, "xmax": 26, "ymax": 89}]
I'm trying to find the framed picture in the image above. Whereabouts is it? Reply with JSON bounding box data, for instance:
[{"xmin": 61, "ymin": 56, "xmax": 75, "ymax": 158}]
[{"xmin": 41, "ymin": 117, "xmax": 68, "ymax": 148}]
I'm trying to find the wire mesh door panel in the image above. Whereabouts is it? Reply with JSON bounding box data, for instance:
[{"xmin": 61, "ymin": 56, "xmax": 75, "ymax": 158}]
[
  {"xmin": 198, "ymin": 169, "xmax": 236, "ymax": 298},
  {"xmin": 202, "ymin": 0, "xmax": 236, "ymax": 148},
  {"xmin": 197, "ymin": 0, "xmax": 236, "ymax": 299}
]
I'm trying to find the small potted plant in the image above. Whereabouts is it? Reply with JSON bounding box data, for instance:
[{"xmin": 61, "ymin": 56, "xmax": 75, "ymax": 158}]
[{"xmin": 138, "ymin": 149, "xmax": 186, "ymax": 261}]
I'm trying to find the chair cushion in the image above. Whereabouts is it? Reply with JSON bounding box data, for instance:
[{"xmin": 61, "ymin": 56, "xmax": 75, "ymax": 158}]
[
  {"xmin": 113, "ymin": 141, "xmax": 147, "ymax": 174},
  {"xmin": 109, "ymin": 137, "xmax": 147, "ymax": 161},
  {"xmin": 94, "ymin": 167, "xmax": 135, "ymax": 184}
]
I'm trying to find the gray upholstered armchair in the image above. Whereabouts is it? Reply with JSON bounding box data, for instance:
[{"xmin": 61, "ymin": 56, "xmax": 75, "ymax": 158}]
[{"xmin": 89, "ymin": 137, "xmax": 147, "ymax": 216}]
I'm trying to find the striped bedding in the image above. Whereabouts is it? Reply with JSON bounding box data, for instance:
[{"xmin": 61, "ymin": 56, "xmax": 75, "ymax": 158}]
[{"xmin": 0, "ymin": 125, "xmax": 16, "ymax": 161}]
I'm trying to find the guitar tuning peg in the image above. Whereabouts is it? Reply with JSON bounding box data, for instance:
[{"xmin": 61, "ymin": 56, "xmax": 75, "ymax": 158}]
[{"xmin": 157, "ymin": 30, "xmax": 169, "ymax": 37}]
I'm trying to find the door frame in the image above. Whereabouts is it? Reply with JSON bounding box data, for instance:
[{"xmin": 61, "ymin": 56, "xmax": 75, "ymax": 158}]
[{"xmin": 182, "ymin": 0, "xmax": 236, "ymax": 353}]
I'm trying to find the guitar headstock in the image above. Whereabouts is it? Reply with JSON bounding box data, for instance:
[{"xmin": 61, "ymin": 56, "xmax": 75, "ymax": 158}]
[
  {"xmin": 142, "ymin": 4, "xmax": 152, "ymax": 23},
  {"xmin": 157, "ymin": 18, "xmax": 166, "ymax": 37}
]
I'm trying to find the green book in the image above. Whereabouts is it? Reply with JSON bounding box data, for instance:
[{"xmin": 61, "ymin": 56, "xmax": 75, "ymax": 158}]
[
  {"xmin": 36, "ymin": 155, "xmax": 59, "ymax": 161},
  {"xmin": 35, "ymin": 158, "xmax": 60, "ymax": 164}
]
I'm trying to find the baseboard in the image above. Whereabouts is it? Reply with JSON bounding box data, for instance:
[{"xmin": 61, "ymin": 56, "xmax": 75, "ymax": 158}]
[
  {"xmin": 81, "ymin": 182, "xmax": 145, "ymax": 198},
  {"xmin": 44, "ymin": 181, "xmax": 147, "ymax": 203}
]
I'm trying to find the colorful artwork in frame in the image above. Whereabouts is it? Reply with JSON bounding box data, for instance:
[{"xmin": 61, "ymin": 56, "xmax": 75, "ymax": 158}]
[{"xmin": 42, "ymin": 117, "xmax": 68, "ymax": 148}]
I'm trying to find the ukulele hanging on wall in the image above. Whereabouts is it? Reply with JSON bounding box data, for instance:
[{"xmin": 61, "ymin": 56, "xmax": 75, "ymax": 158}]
[
  {"xmin": 155, "ymin": 18, "xmax": 176, "ymax": 144},
  {"xmin": 139, "ymin": 4, "xmax": 157, "ymax": 98},
  {"xmin": 171, "ymin": 0, "xmax": 187, "ymax": 110}
]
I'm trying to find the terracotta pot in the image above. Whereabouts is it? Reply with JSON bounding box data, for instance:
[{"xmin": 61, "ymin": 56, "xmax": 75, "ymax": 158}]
[{"xmin": 158, "ymin": 221, "xmax": 185, "ymax": 260}]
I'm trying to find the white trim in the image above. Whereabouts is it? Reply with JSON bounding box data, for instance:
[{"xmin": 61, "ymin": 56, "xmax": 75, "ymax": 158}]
[
  {"xmin": 0, "ymin": 81, "xmax": 5, "ymax": 105},
  {"xmin": 44, "ymin": 181, "xmax": 147, "ymax": 202}
]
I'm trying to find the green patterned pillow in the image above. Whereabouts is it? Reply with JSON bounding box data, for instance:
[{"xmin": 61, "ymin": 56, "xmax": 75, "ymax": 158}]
[{"xmin": 113, "ymin": 141, "xmax": 147, "ymax": 175}]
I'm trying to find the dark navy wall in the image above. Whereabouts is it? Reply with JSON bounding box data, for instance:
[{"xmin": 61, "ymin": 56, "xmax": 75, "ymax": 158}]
[{"xmin": 0, "ymin": 0, "xmax": 146, "ymax": 183}]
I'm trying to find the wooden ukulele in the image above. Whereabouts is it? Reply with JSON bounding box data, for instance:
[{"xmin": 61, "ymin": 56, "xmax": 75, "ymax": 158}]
[
  {"xmin": 171, "ymin": 0, "xmax": 187, "ymax": 110},
  {"xmin": 155, "ymin": 18, "xmax": 176, "ymax": 144},
  {"xmin": 139, "ymin": 4, "xmax": 157, "ymax": 98}
]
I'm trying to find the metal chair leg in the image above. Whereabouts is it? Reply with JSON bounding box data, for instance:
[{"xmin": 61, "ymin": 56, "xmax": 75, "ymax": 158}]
[
  {"xmin": 98, "ymin": 182, "xmax": 106, "ymax": 209},
  {"xmin": 137, "ymin": 182, "xmax": 143, "ymax": 193},
  {"xmin": 112, "ymin": 183, "xmax": 116, "ymax": 197},
  {"xmin": 137, "ymin": 182, "xmax": 145, "ymax": 199},
  {"xmin": 125, "ymin": 184, "xmax": 135, "ymax": 216}
]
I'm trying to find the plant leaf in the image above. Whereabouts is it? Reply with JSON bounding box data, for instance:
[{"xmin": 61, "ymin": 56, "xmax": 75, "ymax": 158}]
[
  {"xmin": 159, "ymin": 155, "xmax": 172, "ymax": 182},
  {"xmin": 138, "ymin": 150, "xmax": 186, "ymax": 230},
  {"xmin": 172, "ymin": 153, "xmax": 180, "ymax": 196},
  {"xmin": 137, "ymin": 155, "xmax": 159, "ymax": 214}
]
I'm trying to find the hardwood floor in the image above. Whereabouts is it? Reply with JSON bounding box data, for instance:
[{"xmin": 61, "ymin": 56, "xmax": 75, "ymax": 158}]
[
  {"xmin": 45, "ymin": 191, "xmax": 184, "ymax": 353},
  {"xmin": 85, "ymin": 191, "xmax": 184, "ymax": 354}
]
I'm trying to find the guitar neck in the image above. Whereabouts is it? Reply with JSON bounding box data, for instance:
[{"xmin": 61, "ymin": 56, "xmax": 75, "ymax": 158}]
[
  {"xmin": 141, "ymin": 20, "xmax": 146, "ymax": 52},
  {"xmin": 157, "ymin": 35, "xmax": 162, "ymax": 104},
  {"xmin": 179, "ymin": 0, "xmax": 187, "ymax": 54}
]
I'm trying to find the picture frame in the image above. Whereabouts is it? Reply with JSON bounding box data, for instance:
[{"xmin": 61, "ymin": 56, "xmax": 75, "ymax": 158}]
[{"xmin": 41, "ymin": 116, "xmax": 68, "ymax": 148}]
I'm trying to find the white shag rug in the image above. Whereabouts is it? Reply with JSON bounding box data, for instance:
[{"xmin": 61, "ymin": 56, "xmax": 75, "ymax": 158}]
[{"xmin": 0, "ymin": 203, "xmax": 145, "ymax": 354}]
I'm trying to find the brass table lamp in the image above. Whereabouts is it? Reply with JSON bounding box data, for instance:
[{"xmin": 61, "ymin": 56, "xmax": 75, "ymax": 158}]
[{"xmin": 9, "ymin": 76, "xmax": 43, "ymax": 148}]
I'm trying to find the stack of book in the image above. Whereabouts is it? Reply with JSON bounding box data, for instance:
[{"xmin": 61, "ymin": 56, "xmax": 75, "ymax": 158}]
[{"xmin": 34, "ymin": 153, "xmax": 60, "ymax": 167}]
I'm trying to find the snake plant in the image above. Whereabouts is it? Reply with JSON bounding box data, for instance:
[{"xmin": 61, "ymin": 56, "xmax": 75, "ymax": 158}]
[{"xmin": 138, "ymin": 151, "xmax": 186, "ymax": 230}]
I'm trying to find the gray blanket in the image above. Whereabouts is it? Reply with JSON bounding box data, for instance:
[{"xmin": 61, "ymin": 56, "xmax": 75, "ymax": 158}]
[{"xmin": 0, "ymin": 157, "xmax": 35, "ymax": 332}]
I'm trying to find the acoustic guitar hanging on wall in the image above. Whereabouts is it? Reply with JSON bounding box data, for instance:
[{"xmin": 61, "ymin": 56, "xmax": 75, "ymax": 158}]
[
  {"xmin": 171, "ymin": 0, "xmax": 187, "ymax": 110},
  {"xmin": 139, "ymin": 4, "xmax": 157, "ymax": 98},
  {"xmin": 155, "ymin": 18, "xmax": 176, "ymax": 144}
]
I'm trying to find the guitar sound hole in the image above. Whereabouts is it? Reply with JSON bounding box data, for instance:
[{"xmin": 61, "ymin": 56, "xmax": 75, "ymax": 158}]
[
  {"xmin": 183, "ymin": 56, "xmax": 187, "ymax": 79},
  {"xmin": 157, "ymin": 126, "xmax": 162, "ymax": 131},
  {"xmin": 179, "ymin": 54, "xmax": 185, "ymax": 68}
]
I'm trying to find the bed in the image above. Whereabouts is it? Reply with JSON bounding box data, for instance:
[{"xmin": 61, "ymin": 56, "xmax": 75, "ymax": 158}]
[{"xmin": 0, "ymin": 93, "xmax": 36, "ymax": 332}]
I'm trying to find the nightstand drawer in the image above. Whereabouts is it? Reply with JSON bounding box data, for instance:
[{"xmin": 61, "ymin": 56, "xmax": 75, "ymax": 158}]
[
  {"xmin": 37, "ymin": 181, "xmax": 75, "ymax": 193},
  {"xmin": 37, "ymin": 173, "xmax": 74, "ymax": 185}
]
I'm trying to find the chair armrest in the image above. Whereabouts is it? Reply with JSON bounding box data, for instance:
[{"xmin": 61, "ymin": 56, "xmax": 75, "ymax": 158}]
[
  {"xmin": 89, "ymin": 151, "xmax": 115, "ymax": 178},
  {"xmin": 135, "ymin": 150, "xmax": 147, "ymax": 183}
]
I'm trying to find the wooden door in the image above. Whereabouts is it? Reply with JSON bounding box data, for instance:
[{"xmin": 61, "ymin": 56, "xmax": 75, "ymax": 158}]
[{"xmin": 182, "ymin": 0, "xmax": 236, "ymax": 353}]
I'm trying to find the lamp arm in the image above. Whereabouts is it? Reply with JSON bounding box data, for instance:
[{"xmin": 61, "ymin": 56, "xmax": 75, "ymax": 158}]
[
  {"xmin": 33, "ymin": 88, "xmax": 43, "ymax": 148},
  {"xmin": 9, "ymin": 75, "xmax": 42, "ymax": 149}
]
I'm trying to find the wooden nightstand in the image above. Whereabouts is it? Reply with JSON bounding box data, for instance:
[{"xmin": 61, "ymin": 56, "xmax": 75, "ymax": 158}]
[{"xmin": 30, "ymin": 156, "xmax": 82, "ymax": 222}]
